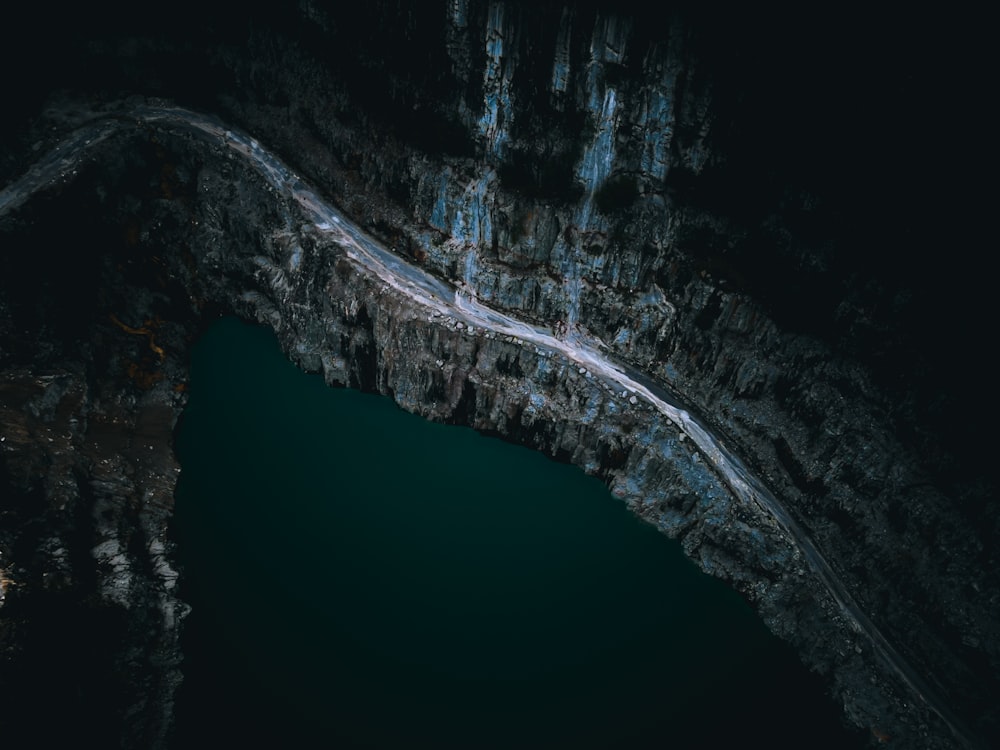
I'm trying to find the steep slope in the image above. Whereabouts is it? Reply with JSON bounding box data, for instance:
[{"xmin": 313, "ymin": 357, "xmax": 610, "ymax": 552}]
[{"xmin": 0, "ymin": 2, "xmax": 994, "ymax": 747}]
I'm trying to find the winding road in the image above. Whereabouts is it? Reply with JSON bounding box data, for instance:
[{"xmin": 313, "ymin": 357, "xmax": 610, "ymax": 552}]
[{"xmin": 0, "ymin": 103, "xmax": 979, "ymax": 748}]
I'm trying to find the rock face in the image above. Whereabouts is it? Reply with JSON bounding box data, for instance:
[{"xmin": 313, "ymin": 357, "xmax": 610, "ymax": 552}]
[
  {"xmin": 0, "ymin": 132, "xmax": 194, "ymax": 747},
  {"xmin": 0, "ymin": 2, "xmax": 995, "ymax": 748}
]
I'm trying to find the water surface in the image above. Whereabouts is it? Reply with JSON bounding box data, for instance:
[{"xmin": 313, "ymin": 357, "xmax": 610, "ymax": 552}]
[{"xmin": 170, "ymin": 316, "xmax": 864, "ymax": 748}]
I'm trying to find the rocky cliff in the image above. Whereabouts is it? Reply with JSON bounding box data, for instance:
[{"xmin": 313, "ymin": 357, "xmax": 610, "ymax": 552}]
[{"xmin": 1, "ymin": 2, "xmax": 995, "ymax": 748}]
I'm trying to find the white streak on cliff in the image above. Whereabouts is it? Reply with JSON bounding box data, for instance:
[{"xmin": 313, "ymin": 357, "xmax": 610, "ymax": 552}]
[
  {"xmin": 550, "ymin": 7, "xmax": 573, "ymax": 97},
  {"xmin": 477, "ymin": 1, "xmax": 513, "ymax": 159},
  {"xmin": 577, "ymin": 85, "xmax": 617, "ymax": 219}
]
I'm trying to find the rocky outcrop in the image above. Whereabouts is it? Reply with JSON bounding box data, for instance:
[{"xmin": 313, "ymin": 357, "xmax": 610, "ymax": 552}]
[
  {"xmin": 1, "ymin": 2, "xmax": 995, "ymax": 748},
  {"xmin": 0, "ymin": 137, "xmax": 196, "ymax": 746}
]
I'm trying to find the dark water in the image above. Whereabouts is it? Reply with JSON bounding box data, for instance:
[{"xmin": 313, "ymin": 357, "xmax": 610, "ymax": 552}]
[{"xmin": 169, "ymin": 316, "xmax": 866, "ymax": 749}]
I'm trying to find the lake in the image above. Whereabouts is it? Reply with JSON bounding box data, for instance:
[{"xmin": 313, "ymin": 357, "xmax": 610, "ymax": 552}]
[{"xmin": 169, "ymin": 315, "xmax": 864, "ymax": 748}]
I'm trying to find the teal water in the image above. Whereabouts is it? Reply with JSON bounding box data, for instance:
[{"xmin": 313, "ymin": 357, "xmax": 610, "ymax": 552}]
[{"xmin": 169, "ymin": 316, "xmax": 865, "ymax": 749}]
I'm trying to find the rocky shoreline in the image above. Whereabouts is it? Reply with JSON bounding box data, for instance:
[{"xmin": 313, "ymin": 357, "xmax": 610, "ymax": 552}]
[{"xmin": 1, "ymin": 3, "xmax": 996, "ymax": 747}]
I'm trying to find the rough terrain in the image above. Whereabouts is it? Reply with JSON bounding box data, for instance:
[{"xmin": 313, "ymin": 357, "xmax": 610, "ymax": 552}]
[{"xmin": 1, "ymin": 3, "xmax": 995, "ymax": 747}]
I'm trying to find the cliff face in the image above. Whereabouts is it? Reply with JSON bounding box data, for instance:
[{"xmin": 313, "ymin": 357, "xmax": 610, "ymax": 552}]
[{"xmin": 0, "ymin": 2, "xmax": 995, "ymax": 748}]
